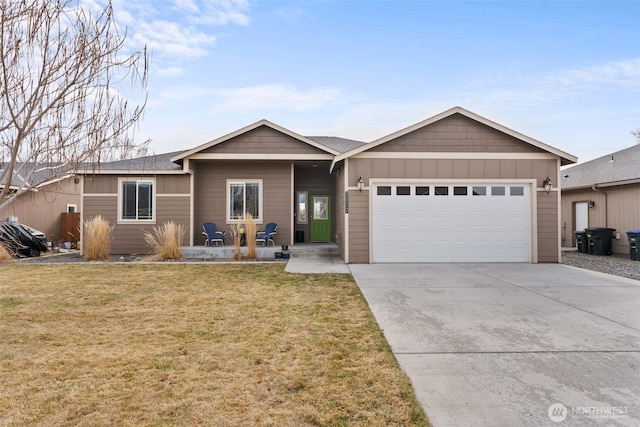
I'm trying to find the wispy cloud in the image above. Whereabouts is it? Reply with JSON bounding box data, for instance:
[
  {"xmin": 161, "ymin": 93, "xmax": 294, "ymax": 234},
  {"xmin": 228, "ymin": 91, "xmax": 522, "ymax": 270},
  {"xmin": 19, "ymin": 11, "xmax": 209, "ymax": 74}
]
[
  {"xmin": 217, "ymin": 84, "xmax": 348, "ymax": 112},
  {"xmin": 459, "ymin": 58, "xmax": 640, "ymax": 108},
  {"xmin": 103, "ymin": 0, "xmax": 251, "ymax": 63},
  {"xmin": 157, "ymin": 67, "xmax": 185, "ymax": 78}
]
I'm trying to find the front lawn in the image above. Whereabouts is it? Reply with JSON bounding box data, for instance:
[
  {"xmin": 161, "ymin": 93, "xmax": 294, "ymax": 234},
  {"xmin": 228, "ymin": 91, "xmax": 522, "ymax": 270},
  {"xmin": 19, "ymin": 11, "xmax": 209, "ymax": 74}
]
[{"xmin": 0, "ymin": 263, "xmax": 428, "ymax": 426}]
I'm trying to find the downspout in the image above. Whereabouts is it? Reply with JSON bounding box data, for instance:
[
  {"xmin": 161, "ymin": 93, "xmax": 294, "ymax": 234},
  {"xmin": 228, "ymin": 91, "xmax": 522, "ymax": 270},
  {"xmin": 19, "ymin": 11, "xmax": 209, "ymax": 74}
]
[{"xmin": 591, "ymin": 185, "xmax": 607, "ymax": 226}]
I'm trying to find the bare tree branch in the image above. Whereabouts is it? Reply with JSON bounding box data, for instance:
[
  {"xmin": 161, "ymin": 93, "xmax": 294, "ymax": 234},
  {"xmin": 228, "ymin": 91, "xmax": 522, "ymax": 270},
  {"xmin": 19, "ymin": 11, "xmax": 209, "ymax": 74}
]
[{"xmin": 0, "ymin": 0, "xmax": 149, "ymax": 209}]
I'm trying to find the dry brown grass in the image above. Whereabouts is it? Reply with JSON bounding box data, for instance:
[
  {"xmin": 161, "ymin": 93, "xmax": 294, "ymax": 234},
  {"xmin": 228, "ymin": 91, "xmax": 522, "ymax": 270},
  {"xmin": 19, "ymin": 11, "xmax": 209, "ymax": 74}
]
[
  {"xmin": 0, "ymin": 244, "xmax": 13, "ymax": 262},
  {"xmin": 83, "ymin": 215, "xmax": 112, "ymax": 261},
  {"xmin": 0, "ymin": 264, "xmax": 429, "ymax": 426},
  {"xmin": 231, "ymin": 213, "xmax": 257, "ymax": 261},
  {"xmin": 143, "ymin": 221, "xmax": 185, "ymax": 261}
]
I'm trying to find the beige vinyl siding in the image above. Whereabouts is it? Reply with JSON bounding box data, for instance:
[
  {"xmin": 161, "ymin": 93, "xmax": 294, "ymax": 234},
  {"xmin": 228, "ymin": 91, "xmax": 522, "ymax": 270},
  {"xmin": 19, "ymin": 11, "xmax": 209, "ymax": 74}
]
[
  {"xmin": 192, "ymin": 161, "xmax": 292, "ymax": 246},
  {"xmin": 0, "ymin": 177, "xmax": 81, "ymax": 243},
  {"xmin": 561, "ymin": 183, "xmax": 640, "ymax": 254},
  {"xmin": 201, "ymin": 126, "xmax": 330, "ymax": 155},
  {"xmin": 370, "ymin": 114, "xmax": 547, "ymax": 153}
]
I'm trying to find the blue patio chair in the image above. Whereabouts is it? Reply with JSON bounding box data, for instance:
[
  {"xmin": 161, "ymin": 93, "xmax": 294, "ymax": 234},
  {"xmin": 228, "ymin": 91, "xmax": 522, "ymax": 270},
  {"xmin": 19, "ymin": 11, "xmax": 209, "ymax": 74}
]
[
  {"xmin": 255, "ymin": 222, "xmax": 277, "ymax": 247},
  {"xmin": 202, "ymin": 222, "xmax": 225, "ymax": 247}
]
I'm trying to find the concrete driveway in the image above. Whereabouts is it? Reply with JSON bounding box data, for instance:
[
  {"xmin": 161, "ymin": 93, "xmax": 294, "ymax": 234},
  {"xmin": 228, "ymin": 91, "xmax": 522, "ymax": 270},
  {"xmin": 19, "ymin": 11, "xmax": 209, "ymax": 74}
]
[{"xmin": 349, "ymin": 263, "xmax": 640, "ymax": 427}]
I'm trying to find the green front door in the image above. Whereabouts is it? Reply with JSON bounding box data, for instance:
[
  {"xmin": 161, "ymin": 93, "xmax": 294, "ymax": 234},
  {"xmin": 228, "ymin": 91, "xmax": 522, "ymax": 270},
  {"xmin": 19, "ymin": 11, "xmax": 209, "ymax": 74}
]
[{"xmin": 310, "ymin": 195, "xmax": 331, "ymax": 242}]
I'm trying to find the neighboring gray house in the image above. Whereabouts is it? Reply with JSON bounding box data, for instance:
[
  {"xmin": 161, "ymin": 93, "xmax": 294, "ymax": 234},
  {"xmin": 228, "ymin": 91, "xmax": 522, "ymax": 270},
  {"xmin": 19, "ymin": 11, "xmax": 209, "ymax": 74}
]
[
  {"xmin": 560, "ymin": 144, "xmax": 640, "ymax": 254},
  {"xmin": 79, "ymin": 107, "xmax": 577, "ymax": 263}
]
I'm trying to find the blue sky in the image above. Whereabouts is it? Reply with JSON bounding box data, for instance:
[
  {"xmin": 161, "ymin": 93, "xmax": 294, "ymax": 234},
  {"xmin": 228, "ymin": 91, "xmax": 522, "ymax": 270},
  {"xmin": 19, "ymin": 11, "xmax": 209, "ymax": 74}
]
[{"xmin": 106, "ymin": 0, "xmax": 639, "ymax": 162}]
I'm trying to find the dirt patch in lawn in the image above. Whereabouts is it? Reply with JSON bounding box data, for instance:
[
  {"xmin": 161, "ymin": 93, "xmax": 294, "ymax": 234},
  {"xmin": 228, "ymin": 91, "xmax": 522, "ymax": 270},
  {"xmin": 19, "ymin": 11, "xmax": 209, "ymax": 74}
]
[{"xmin": 0, "ymin": 263, "xmax": 429, "ymax": 426}]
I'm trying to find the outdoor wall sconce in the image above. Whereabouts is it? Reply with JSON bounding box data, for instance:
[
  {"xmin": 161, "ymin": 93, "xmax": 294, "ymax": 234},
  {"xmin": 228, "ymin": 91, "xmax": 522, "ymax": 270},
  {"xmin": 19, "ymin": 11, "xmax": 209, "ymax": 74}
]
[
  {"xmin": 543, "ymin": 177, "xmax": 552, "ymax": 194},
  {"xmin": 356, "ymin": 175, "xmax": 364, "ymax": 192},
  {"xmin": 588, "ymin": 200, "xmax": 595, "ymax": 208}
]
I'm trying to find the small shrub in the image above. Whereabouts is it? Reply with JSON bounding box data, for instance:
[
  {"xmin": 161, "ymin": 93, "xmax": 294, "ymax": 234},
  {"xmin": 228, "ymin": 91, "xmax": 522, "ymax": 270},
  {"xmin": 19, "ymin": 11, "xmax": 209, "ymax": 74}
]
[
  {"xmin": 0, "ymin": 244, "xmax": 13, "ymax": 262},
  {"xmin": 83, "ymin": 215, "xmax": 113, "ymax": 261},
  {"xmin": 144, "ymin": 222, "xmax": 184, "ymax": 261}
]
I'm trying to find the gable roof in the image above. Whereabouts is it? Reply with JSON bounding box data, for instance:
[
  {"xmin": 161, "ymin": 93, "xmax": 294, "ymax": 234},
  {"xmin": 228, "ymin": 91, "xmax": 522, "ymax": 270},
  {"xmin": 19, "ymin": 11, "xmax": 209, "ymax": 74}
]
[
  {"xmin": 332, "ymin": 106, "xmax": 577, "ymax": 169},
  {"xmin": 307, "ymin": 136, "xmax": 367, "ymax": 153},
  {"xmin": 89, "ymin": 151, "xmax": 184, "ymax": 173},
  {"xmin": 0, "ymin": 162, "xmax": 74, "ymax": 189},
  {"xmin": 561, "ymin": 144, "xmax": 640, "ymax": 190},
  {"xmin": 171, "ymin": 119, "xmax": 341, "ymax": 163}
]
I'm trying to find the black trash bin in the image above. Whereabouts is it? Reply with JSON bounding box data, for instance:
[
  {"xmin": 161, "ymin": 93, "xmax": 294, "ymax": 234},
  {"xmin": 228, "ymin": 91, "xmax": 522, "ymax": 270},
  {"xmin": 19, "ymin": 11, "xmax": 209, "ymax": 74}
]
[
  {"xmin": 295, "ymin": 230, "xmax": 304, "ymax": 243},
  {"xmin": 574, "ymin": 230, "xmax": 588, "ymax": 253},
  {"xmin": 627, "ymin": 230, "xmax": 640, "ymax": 261},
  {"xmin": 585, "ymin": 227, "xmax": 616, "ymax": 256}
]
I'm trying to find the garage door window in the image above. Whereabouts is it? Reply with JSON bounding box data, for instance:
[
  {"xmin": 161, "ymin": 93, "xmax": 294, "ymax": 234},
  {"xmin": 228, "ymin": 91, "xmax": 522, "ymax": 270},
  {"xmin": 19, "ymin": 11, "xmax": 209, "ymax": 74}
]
[
  {"xmin": 510, "ymin": 186, "xmax": 524, "ymax": 196},
  {"xmin": 454, "ymin": 186, "xmax": 468, "ymax": 196},
  {"xmin": 491, "ymin": 186, "xmax": 505, "ymax": 196},
  {"xmin": 396, "ymin": 186, "xmax": 411, "ymax": 196},
  {"xmin": 377, "ymin": 186, "xmax": 392, "ymax": 196},
  {"xmin": 435, "ymin": 186, "xmax": 448, "ymax": 196},
  {"xmin": 473, "ymin": 186, "xmax": 486, "ymax": 196},
  {"xmin": 416, "ymin": 186, "xmax": 429, "ymax": 195}
]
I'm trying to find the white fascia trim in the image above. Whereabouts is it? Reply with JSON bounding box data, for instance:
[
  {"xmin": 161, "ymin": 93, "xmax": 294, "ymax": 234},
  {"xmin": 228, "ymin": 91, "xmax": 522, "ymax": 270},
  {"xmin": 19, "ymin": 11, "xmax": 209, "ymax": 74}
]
[
  {"xmin": 344, "ymin": 159, "xmax": 349, "ymax": 263},
  {"xmin": 35, "ymin": 173, "xmax": 75, "ymax": 189},
  {"xmin": 171, "ymin": 119, "xmax": 340, "ymax": 162},
  {"xmin": 351, "ymin": 152, "xmax": 559, "ymax": 160},
  {"xmin": 77, "ymin": 169, "xmax": 186, "ymax": 175},
  {"xmin": 186, "ymin": 153, "xmax": 335, "ymax": 161},
  {"xmin": 334, "ymin": 106, "xmax": 577, "ymax": 164}
]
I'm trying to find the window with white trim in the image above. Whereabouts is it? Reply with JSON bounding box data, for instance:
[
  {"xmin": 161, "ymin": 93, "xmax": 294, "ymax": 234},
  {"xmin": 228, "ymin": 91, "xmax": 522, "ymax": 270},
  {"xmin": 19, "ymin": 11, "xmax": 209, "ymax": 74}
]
[
  {"xmin": 119, "ymin": 179, "xmax": 154, "ymax": 221},
  {"xmin": 227, "ymin": 180, "xmax": 262, "ymax": 221}
]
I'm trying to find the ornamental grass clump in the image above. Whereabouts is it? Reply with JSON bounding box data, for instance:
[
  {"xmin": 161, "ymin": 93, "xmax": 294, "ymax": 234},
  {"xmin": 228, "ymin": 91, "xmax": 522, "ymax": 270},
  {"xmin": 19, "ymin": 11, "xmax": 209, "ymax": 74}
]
[
  {"xmin": 83, "ymin": 215, "xmax": 113, "ymax": 261},
  {"xmin": 143, "ymin": 221, "xmax": 184, "ymax": 261},
  {"xmin": 231, "ymin": 213, "xmax": 257, "ymax": 261},
  {"xmin": 0, "ymin": 244, "xmax": 12, "ymax": 262}
]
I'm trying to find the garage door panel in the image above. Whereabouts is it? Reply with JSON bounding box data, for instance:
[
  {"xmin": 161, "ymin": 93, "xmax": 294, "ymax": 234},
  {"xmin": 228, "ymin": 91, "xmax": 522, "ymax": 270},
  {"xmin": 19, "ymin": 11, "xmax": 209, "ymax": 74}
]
[{"xmin": 372, "ymin": 183, "xmax": 531, "ymax": 263}]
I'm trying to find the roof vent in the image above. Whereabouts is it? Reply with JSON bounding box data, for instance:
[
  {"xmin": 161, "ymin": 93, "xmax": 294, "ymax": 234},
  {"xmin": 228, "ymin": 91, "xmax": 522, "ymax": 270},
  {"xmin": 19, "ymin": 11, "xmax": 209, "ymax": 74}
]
[{"xmin": 608, "ymin": 155, "xmax": 614, "ymax": 163}]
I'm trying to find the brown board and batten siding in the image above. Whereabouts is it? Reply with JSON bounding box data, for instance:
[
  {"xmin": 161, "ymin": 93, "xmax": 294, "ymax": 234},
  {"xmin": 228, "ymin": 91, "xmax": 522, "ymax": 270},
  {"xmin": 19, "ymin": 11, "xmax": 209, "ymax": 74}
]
[
  {"xmin": 83, "ymin": 174, "xmax": 191, "ymax": 255},
  {"xmin": 368, "ymin": 114, "xmax": 548, "ymax": 154},
  {"xmin": 191, "ymin": 161, "xmax": 293, "ymax": 247},
  {"xmin": 200, "ymin": 125, "xmax": 330, "ymax": 155}
]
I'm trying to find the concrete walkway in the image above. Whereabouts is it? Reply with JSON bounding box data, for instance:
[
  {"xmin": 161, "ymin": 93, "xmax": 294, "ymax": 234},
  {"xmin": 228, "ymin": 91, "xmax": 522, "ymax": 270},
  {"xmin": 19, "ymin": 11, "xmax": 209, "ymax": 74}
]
[
  {"xmin": 350, "ymin": 263, "xmax": 640, "ymax": 427},
  {"xmin": 284, "ymin": 243, "xmax": 350, "ymax": 274}
]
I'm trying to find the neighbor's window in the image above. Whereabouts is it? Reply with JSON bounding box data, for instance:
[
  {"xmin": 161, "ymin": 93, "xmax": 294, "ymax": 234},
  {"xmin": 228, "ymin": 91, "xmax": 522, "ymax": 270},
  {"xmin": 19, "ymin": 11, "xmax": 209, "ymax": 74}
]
[
  {"xmin": 228, "ymin": 180, "xmax": 262, "ymax": 221},
  {"xmin": 120, "ymin": 179, "xmax": 154, "ymax": 221}
]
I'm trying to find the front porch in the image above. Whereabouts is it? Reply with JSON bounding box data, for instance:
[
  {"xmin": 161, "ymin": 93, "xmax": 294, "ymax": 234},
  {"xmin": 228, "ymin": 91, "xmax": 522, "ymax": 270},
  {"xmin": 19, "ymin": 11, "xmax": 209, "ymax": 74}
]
[{"xmin": 181, "ymin": 242, "xmax": 341, "ymax": 262}]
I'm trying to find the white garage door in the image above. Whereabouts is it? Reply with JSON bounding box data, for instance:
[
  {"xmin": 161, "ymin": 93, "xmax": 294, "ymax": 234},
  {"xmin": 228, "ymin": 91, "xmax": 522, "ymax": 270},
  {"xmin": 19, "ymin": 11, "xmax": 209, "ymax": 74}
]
[{"xmin": 372, "ymin": 183, "xmax": 531, "ymax": 262}]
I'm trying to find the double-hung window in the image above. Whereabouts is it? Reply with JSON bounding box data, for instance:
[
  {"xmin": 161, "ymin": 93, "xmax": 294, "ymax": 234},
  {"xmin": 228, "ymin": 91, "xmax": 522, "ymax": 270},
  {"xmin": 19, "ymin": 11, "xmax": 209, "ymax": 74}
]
[
  {"xmin": 227, "ymin": 180, "xmax": 262, "ymax": 222},
  {"xmin": 119, "ymin": 179, "xmax": 154, "ymax": 221}
]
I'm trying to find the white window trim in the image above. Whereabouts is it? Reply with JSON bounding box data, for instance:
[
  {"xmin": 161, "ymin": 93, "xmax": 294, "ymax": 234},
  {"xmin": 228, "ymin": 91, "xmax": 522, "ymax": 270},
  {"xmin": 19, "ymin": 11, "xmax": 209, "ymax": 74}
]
[
  {"xmin": 296, "ymin": 191, "xmax": 308, "ymax": 224},
  {"xmin": 117, "ymin": 177, "xmax": 156, "ymax": 224},
  {"xmin": 226, "ymin": 179, "xmax": 264, "ymax": 224}
]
